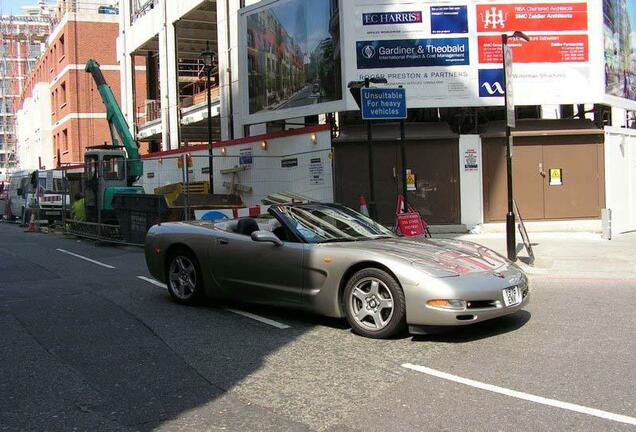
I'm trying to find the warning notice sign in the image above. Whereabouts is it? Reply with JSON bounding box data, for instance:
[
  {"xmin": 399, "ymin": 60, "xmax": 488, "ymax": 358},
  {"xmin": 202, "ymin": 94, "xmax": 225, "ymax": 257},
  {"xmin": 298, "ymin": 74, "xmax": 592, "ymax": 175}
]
[
  {"xmin": 478, "ymin": 34, "xmax": 588, "ymax": 64},
  {"xmin": 476, "ymin": 3, "xmax": 588, "ymax": 33}
]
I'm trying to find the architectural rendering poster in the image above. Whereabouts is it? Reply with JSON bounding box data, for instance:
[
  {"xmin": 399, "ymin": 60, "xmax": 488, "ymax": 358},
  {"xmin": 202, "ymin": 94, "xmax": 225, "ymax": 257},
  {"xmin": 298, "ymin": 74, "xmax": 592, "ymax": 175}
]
[
  {"xmin": 604, "ymin": 0, "xmax": 636, "ymax": 105},
  {"xmin": 240, "ymin": 0, "xmax": 344, "ymax": 124},
  {"xmin": 342, "ymin": 0, "xmax": 605, "ymax": 109}
]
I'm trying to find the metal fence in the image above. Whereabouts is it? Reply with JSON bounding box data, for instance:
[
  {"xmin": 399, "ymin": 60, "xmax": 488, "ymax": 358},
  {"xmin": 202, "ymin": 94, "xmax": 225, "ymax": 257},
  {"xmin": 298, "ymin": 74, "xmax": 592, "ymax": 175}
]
[{"xmin": 58, "ymin": 147, "xmax": 333, "ymax": 245}]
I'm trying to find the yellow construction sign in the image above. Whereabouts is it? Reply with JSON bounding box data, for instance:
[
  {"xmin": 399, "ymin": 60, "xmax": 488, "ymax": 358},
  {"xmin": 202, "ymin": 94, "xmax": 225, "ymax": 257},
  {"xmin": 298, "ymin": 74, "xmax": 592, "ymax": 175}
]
[
  {"xmin": 406, "ymin": 170, "xmax": 416, "ymax": 191},
  {"xmin": 549, "ymin": 168, "xmax": 563, "ymax": 186}
]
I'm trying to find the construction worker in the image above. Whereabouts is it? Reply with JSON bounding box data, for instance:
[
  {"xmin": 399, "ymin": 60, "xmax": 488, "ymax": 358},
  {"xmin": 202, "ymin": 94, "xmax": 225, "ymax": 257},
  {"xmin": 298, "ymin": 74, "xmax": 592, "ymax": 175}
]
[{"xmin": 72, "ymin": 192, "xmax": 86, "ymax": 222}]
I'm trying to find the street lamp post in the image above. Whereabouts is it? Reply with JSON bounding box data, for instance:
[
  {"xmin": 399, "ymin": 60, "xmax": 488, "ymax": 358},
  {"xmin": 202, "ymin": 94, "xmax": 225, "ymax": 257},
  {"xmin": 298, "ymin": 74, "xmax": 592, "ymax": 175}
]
[
  {"xmin": 200, "ymin": 41, "xmax": 217, "ymax": 194},
  {"xmin": 502, "ymin": 31, "xmax": 529, "ymax": 261}
]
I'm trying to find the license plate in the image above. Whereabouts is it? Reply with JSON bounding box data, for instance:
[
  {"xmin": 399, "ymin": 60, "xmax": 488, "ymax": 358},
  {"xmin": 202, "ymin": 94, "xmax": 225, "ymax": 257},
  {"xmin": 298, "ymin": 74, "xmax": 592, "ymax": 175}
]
[{"xmin": 502, "ymin": 286, "xmax": 521, "ymax": 307}]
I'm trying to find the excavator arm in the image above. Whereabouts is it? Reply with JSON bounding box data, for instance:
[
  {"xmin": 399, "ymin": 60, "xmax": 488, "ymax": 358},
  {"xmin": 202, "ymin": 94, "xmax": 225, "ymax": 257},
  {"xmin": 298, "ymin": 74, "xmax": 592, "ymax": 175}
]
[{"xmin": 85, "ymin": 59, "xmax": 143, "ymax": 183}]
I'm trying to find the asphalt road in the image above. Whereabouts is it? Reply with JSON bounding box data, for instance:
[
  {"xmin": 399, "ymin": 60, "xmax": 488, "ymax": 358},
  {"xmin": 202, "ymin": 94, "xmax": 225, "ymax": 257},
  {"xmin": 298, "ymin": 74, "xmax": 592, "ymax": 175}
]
[
  {"xmin": 0, "ymin": 222, "xmax": 634, "ymax": 431},
  {"xmin": 277, "ymin": 86, "xmax": 319, "ymax": 110}
]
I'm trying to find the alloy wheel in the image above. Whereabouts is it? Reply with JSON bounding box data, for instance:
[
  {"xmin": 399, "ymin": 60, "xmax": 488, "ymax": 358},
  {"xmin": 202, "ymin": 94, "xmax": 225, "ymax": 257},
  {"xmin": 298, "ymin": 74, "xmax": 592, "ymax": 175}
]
[
  {"xmin": 168, "ymin": 255, "xmax": 197, "ymax": 300},
  {"xmin": 349, "ymin": 277, "xmax": 395, "ymax": 331}
]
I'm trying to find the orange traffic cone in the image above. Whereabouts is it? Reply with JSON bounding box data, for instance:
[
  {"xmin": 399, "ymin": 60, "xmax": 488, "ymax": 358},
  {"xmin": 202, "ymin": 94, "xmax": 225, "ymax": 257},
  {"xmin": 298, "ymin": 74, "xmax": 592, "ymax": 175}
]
[
  {"xmin": 25, "ymin": 212, "xmax": 37, "ymax": 233},
  {"xmin": 359, "ymin": 195, "xmax": 369, "ymax": 217}
]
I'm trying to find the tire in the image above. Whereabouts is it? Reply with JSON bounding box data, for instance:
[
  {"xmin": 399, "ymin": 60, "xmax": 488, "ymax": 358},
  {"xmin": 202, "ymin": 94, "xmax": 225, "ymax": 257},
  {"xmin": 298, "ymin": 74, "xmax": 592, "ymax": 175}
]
[
  {"xmin": 343, "ymin": 268, "xmax": 406, "ymax": 339},
  {"xmin": 165, "ymin": 249, "xmax": 204, "ymax": 305}
]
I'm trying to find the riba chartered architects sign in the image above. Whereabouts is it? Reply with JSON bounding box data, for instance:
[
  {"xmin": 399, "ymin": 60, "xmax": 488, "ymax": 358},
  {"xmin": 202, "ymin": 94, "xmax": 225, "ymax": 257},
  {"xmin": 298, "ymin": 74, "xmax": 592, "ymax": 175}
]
[{"xmin": 361, "ymin": 87, "xmax": 407, "ymax": 120}]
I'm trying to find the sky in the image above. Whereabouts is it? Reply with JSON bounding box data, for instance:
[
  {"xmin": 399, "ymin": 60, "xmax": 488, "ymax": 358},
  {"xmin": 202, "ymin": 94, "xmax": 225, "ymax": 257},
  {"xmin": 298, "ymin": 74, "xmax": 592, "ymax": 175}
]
[
  {"xmin": 269, "ymin": 0, "xmax": 331, "ymax": 52},
  {"xmin": 1, "ymin": 0, "xmax": 45, "ymax": 15}
]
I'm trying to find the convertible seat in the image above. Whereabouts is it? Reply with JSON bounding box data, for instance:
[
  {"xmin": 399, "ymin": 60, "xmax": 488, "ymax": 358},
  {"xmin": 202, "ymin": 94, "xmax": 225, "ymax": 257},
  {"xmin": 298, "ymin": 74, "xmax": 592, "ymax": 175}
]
[{"xmin": 236, "ymin": 218, "xmax": 260, "ymax": 236}]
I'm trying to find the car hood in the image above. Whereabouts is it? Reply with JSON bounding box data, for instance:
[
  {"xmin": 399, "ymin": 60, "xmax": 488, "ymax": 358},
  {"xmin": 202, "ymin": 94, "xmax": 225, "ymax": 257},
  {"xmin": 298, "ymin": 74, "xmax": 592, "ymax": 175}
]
[{"xmin": 327, "ymin": 237, "xmax": 511, "ymax": 277}]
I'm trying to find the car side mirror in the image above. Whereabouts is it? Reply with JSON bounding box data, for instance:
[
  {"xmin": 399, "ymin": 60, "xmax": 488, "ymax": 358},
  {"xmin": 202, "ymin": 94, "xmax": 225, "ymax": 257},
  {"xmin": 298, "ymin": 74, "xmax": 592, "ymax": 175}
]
[{"xmin": 251, "ymin": 230, "xmax": 283, "ymax": 247}]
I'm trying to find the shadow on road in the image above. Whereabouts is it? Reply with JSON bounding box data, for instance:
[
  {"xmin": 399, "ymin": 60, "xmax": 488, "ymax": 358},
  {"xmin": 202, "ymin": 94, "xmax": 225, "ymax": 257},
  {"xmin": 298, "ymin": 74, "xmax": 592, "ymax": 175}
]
[{"xmin": 0, "ymin": 224, "xmax": 314, "ymax": 431}]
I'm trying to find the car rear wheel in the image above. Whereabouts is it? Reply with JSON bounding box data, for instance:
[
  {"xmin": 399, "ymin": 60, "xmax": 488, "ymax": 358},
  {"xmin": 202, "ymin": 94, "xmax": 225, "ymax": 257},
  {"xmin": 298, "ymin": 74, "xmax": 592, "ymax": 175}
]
[
  {"xmin": 166, "ymin": 249, "xmax": 203, "ymax": 305},
  {"xmin": 344, "ymin": 268, "xmax": 406, "ymax": 339}
]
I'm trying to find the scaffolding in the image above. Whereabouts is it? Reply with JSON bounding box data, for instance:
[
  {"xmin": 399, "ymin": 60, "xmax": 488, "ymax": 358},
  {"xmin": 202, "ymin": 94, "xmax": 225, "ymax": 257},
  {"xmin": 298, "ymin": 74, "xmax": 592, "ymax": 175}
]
[{"xmin": 0, "ymin": 1, "xmax": 52, "ymax": 176}]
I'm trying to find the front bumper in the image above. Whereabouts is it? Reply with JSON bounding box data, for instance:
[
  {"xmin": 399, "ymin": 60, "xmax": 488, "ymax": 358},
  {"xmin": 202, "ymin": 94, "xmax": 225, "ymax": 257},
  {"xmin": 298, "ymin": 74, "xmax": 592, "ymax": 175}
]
[
  {"xmin": 403, "ymin": 267, "xmax": 530, "ymax": 327},
  {"xmin": 410, "ymin": 293, "xmax": 529, "ymax": 331}
]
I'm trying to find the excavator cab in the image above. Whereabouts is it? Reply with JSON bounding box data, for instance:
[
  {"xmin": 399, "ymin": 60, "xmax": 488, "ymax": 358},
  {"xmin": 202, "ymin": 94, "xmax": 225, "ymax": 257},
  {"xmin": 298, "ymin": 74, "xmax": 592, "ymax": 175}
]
[{"xmin": 84, "ymin": 148, "xmax": 143, "ymax": 223}]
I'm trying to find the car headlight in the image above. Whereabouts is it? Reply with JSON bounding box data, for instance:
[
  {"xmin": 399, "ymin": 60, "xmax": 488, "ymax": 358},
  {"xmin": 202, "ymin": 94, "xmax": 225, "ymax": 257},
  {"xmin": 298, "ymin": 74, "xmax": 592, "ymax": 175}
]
[{"xmin": 426, "ymin": 299, "xmax": 467, "ymax": 311}]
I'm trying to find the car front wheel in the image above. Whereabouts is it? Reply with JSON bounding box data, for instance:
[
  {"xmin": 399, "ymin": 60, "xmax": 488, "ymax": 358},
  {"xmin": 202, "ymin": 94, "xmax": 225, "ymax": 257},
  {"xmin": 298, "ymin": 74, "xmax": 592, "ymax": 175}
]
[
  {"xmin": 344, "ymin": 268, "xmax": 406, "ymax": 339},
  {"xmin": 166, "ymin": 250, "xmax": 203, "ymax": 305}
]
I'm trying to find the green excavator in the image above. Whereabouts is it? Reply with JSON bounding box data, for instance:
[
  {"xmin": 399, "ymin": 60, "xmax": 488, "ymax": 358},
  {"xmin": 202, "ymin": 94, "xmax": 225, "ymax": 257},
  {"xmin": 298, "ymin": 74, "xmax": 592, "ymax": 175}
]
[{"xmin": 83, "ymin": 59, "xmax": 144, "ymax": 222}]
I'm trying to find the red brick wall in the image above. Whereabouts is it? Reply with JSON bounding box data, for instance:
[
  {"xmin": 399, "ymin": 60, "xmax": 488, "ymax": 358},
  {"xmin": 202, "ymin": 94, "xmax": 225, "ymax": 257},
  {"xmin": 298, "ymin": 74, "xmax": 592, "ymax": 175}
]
[
  {"xmin": 22, "ymin": 19, "xmax": 120, "ymax": 102},
  {"xmin": 52, "ymin": 118, "xmax": 112, "ymax": 165},
  {"xmin": 18, "ymin": 19, "xmax": 147, "ymax": 166}
]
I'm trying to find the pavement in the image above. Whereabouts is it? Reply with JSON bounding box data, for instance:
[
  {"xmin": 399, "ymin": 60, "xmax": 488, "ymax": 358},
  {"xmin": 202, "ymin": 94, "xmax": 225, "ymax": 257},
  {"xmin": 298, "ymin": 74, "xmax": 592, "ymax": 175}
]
[
  {"xmin": 0, "ymin": 222, "xmax": 635, "ymax": 431},
  {"xmin": 440, "ymin": 231, "xmax": 636, "ymax": 279}
]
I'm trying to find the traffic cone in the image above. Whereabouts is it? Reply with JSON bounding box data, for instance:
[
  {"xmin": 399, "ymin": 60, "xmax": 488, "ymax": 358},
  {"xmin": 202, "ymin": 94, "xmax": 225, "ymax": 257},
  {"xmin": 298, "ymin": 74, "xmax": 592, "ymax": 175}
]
[
  {"xmin": 25, "ymin": 212, "xmax": 38, "ymax": 233},
  {"xmin": 359, "ymin": 195, "xmax": 369, "ymax": 217}
]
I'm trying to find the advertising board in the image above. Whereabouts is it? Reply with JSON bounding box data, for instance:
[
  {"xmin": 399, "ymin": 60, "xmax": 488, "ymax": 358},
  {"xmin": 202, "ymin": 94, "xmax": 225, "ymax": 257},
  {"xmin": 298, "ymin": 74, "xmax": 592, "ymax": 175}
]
[
  {"xmin": 238, "ymin": 0, "xmax": 346, "ymax": 125},
  {"xmin": 603, "ymin": 0, "xmax": 636, "ymax": 109},
  {"xmin": 238, "ymin": 0, "xmax": 611, "ymax": 123},
  {"xmin": 342, "ymin": 0, "xmax": 605, "ymax": 109}
]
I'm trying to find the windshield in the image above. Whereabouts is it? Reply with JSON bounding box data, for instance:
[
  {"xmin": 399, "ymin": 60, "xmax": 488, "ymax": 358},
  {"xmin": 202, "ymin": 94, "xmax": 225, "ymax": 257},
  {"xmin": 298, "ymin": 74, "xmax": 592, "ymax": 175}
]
[
  {"xmin": 278, "ymin": 205, "xmax": 396, "ymax": 243},
  {"xmin": 103, "ymin": 155, "xmax": 126, "ymax": 181}
]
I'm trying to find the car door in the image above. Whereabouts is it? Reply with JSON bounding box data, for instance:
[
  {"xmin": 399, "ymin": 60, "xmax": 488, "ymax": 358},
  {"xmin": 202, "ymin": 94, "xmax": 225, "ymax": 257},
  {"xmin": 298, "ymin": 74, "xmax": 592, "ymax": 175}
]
[{"xmin": 210, "ymin": 231, "xmax": 304, "ymax": 304}]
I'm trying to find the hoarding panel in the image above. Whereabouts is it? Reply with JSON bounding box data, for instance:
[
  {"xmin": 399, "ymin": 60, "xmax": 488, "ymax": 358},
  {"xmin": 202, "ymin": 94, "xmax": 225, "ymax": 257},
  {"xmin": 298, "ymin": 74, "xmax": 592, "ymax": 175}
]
[
  {"xmin": 342, "ymin": 0, "xmax": 604, "ymax": 110},
  {"xmin": 239, "ymin": 0, "xmax": 345, "ymax": 125}
]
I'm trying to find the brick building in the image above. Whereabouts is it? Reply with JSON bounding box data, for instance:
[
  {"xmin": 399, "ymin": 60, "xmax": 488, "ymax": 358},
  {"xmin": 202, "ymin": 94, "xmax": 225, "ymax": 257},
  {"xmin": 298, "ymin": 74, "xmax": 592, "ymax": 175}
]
[{"xmin": 17, "ymin": 0, "xmax": 146, "ymax": 169}]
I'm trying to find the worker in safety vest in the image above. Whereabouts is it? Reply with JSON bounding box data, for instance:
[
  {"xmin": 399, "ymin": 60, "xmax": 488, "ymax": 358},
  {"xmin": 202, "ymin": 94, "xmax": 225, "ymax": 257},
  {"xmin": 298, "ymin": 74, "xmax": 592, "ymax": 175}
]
[{"xmin": 72, "ymin": 192, "xmax": 86, "ymax": 222}]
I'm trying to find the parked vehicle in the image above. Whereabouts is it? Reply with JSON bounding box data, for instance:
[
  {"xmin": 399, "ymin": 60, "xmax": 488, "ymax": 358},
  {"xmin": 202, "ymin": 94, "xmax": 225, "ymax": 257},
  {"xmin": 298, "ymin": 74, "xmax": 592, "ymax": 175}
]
[
  {"xmin": 7, "ymin": 170, "xmax": 69, "ymax": 224},
  {"xmin": 0, "ymin": 181, "xmax": 8, "ymax": 219},
  {"xmin": 144, "ymin": 203, "xmax": 529, "ymax": 339}
]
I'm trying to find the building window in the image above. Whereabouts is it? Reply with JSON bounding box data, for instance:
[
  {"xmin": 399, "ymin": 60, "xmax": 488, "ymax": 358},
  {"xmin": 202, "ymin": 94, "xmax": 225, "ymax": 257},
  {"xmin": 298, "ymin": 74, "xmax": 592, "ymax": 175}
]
[
  {"xmin": 51, "ymin": 92, "xmax": 55, "ymax": 114},
  {"xmin": 60, "ymin": 82, "xmax": 67, "ymax": 107},
  {"xmin": 59, "ymin": 34, "xmax": 65, "ymax": 59},
  {"xmin": 62, "ymin": 129, "xmax": 68, "ymax": 151}
]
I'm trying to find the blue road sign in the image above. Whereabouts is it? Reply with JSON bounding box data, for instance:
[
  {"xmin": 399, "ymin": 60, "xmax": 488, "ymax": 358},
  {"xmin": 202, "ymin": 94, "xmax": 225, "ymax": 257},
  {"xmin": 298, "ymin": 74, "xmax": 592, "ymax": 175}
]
[{"xmin": 361, "ymin": 87, "xmax": 407, "ymax": 120}]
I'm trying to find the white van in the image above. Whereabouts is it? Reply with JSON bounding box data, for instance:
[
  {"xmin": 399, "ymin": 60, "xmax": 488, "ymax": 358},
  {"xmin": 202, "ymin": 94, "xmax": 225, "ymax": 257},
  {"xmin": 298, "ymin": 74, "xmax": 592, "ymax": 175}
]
[{"xmin": 7, "ymin": 170, "xmax": 69, "ymax": 223}]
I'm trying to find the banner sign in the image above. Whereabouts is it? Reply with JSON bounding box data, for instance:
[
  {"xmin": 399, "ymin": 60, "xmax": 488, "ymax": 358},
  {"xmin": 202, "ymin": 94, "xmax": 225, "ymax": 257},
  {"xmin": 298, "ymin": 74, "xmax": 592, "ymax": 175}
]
[
  {"xmin": 356, "ymin": 38, "xmax": 469, "ymax": 69},
  {"xmin": 431, "ymin": 6, "xmax": 469, "ymax": 33},
  {"xmin": 475, "ymin": 3, "xmax": 588, "ymax": 32},
  {"xmin": 342, "ymin": 0, "xmax": 604, "ymax": 110},
  {"xmin": 478, "ymin": 34, "xmax": 588, "ymax": 64},
  {"xmin": 363, "ymin": 11, "xmax": 423, "ymax": 25}
]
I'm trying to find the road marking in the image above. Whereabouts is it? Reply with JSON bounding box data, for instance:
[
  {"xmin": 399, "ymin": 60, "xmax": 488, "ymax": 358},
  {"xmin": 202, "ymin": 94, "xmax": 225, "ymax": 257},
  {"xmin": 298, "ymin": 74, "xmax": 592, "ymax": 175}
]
[
  {"xmin": 56, "ymin": 249, "xmax": 115, "ymax": 269},
  {"xmin": 402, "ymin": 363, "xmax": 636, "ymax": 426},
  {"xmin": 135, "ymin": 277, "xmax": 291, "ymax": 330},
  {"xmin": 225, "ymin": 308, "xmax": 291, "ymax": 329},
  {"xmin": 137, "ymin": 276, "xmax": 167, "ymax": 289}
]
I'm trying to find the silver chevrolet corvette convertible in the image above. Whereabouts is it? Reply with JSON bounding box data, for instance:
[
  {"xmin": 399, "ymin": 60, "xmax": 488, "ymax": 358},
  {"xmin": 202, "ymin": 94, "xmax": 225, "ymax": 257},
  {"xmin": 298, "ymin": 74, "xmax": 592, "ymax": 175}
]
[{"xmin": 144, "ymin": 203, "xmax": 529, "ymax": 338}]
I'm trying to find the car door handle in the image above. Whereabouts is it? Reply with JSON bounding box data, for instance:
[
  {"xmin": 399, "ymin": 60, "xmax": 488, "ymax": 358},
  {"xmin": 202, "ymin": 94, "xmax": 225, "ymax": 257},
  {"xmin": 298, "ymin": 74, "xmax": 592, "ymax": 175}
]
[{"xmin": 216, "ymin": 238, "xmax": 229, "ymax": 245}]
